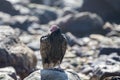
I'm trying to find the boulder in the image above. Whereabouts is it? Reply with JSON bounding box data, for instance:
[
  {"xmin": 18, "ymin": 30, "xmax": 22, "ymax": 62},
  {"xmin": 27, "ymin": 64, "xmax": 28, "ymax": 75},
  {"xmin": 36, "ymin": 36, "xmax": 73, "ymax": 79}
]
[
  {"xmin": 105, "ymin": 0, "xmax": 120, "ymax": 13},
  {"xmin": 0, "ymin": 26, "xmax": 37, "ymax": 79},
  {"xmin": 79, "ymin": 0, "xmax": 120, "ymax": 23},
  {"xmin": 50, "ymin": 12, "xmax": 105, "ymax": 37},
  {"xmin": 24, "ymin": 69, "xmax": 81, "ymax": 80}
]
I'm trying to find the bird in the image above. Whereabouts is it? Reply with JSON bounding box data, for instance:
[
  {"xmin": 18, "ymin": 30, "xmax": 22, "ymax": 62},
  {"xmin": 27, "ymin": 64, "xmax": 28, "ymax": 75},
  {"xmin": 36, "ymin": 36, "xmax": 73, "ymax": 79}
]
[{"xmin": 40, "ymin": 25, "xmax": 67, "ymax": 69}]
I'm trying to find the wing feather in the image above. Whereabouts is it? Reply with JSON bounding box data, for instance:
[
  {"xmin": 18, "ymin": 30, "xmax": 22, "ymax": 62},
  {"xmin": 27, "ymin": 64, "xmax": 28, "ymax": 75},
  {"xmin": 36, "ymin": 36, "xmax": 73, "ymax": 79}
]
[
  {"xmin": 40, "ymin": 35, "xmax": 51, "ymax": 65},
  {"xmin": 60, "ymin": 35, "xmax": 67, "ymax": 62}
]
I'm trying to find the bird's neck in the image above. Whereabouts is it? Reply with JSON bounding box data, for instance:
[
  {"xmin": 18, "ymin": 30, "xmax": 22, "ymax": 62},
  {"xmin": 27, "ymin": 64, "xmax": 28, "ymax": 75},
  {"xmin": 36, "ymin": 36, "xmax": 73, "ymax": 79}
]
[{"xmin": 51, "ymin": 29, "xmax": 61, "ymax": 36}]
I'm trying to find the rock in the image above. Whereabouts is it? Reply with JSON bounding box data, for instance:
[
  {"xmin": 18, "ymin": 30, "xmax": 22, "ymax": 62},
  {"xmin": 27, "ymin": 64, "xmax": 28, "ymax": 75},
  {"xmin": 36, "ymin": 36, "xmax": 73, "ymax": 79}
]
[
  {"xmin": 104, "ymin": 23, "xmax": 120, "ymax": 37},
  {"xmin": 14, "ymin": 4, "xmax": 31, "ymax": 15},
  {"xmin": 0, "ymin": 26, "xmax": 37, "ymax": 79},
  {"xmin": 24, "ymin": 69, "xmax": 81, "ymax": 80},
  {"xmin": 50, "ymin": 12, "xmax": 105, "ymax": 37},
  {"xmin": 8, "ymin": 0, "xmax": 30, "ymax": 4},
  {"xmin": 105, "ymin": 0, "xmax": 120, "ymax": 13},
  {"xmin": 0, "ymin": 12, "xmax": 11, "ymax": 25},
  {"xmin": 28, "ymin": 4, "xmax": 58, "ymax": 24},
  {"xmin": 99, "ymin": 47, "xmax": 120, "ymax": 56},
  {"xmin": 19, "ymin": 34, "xmax": 33, "ymax": 44},
  {"xmin": 0, "ymin": 74, "xmax": 14, "ymax": 80},
  {"xmin": 27, "ymin": 40, "xmax": 40, "ymax": 50},
  {"xmin": 79, "ymin": 0, "xmax": 120, "ymax": 23},
  {"xmin": 0, "ymin": 67, "xmax": 19, "ymax": 80},
  {"xmin": 10, "ymin": 15, "xmax": 39, "ymax": 30},
  {"xmin": 65, "ymin": 32, "xmax": 84, "ymax": 46},
  {"xmin": 78, "ymin": 73, "xmax": 90, "ymax": 80},
  {"xmin": 111, "ymin": 76, "xmax": 120, "ymax": 80},
  {"xmin": 103, "ymin": 22, "xmax": 113, "ymax": 32},
  {"xmin": 62, "ymin": 7, "xmax": 79, "ymax": 16},
  {"xmin": 0, "ymin": 0, "xmax": 19, "ymax": 15},
  {"xmin": 61, "ymin": 0, "xmax": 83, "ymax": 9},
  {"xmin": 30, "ymin": 0, "xmax": 83, "ymax": 9},
  {"xmin": 30, "ymin": 0, "xmax": 43, "ymax": 4},
  {"xmin": 27, "ymin": 23, "xmax": 48, "ymax": 35},
  {"xmin": 90, "ymin": 67, "xmax": 120, "ymax": 80},
  {"xmin": 89, "ymin": 51, "xmax": 120, "ymax": 80}
]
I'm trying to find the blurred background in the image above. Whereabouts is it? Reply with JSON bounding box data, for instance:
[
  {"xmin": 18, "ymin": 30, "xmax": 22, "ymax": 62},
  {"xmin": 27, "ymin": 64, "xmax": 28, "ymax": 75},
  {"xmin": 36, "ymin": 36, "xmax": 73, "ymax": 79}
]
[{"xmin": 0, "ymin": 0, "xmax": 120, "ymax": 80}]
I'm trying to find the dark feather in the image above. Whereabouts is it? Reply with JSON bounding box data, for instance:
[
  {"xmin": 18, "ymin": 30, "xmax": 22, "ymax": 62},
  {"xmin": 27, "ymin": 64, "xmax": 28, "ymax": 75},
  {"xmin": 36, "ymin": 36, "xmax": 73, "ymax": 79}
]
[{"xmin": 40, "ymin": 29, "xmax": 67, "ymax": 69}]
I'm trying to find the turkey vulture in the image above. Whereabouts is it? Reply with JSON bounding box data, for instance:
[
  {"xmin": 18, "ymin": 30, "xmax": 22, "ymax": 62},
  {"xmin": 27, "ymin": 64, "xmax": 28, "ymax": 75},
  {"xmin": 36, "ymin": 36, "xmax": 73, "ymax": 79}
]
[{"xmin": 40, "ymin": 25, "xmax": 67, "ymax": 69}]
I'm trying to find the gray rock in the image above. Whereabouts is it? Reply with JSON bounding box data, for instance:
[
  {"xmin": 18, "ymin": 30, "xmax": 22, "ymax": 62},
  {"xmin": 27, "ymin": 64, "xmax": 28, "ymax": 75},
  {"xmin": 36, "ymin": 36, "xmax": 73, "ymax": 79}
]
[
  {"xmin": 65, "ymin": 32, "xmax": 83, "ymax": 46},
  {"xmin": 28, "ymin": 4, "xmax": 58, "ymax": 24},
  {"xmin": 10, "ymin": 15, "xmax": 39, "ymax": 30},
  {"xmin": 99, "ymin": 47, "xmax": 120, "ymax": 56},
  {"xmin": 0, "ymin": 12, "xmax": 11, "ymax": 25},
  {"xmin": 62, "ymin": 7, "xmax": 79, "ymax": 16},
  {"xmin": 24, "ymin": 69, "xmax": 81, "ymax": 80},
  {"xmin": 105, "ymin": 0, "xmax": 120, "ymax": 13},
  {"xmin": 30, "ymin": 0, "xmax": 83, "ymax": 9},
  {"xmin": 79, "ymin": 0, "xmax": 120, "ymax": 23},
  {"xmin": 27, "ymin": 40, "xmax": 40, "ymax": 50},
  {"xmin": 0, "ymin": 0, "xmax": 19, "ymax": 15},
  {"xmin": 0, "ymin": 26, "xmax": 37, "ymax": 79},
  {"xmin": 0, "ymin": 67, "xmax": 18, "ymax": 80},
  {"xmin": 50, "ymin": 12, "xmax": 105, "ymax": 37},
  {"xmin": 111, "ymin": 76, "xmax": 120, "ymax": 80},
  {"xmin": 0, "ymin": 74, "xmax": 14, "ymax": 80}
]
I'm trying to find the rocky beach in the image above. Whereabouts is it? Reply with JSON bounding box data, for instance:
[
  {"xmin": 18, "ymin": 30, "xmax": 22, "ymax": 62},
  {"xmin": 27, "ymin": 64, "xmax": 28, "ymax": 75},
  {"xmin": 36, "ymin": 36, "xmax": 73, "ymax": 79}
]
[{"xmin": 0, "ymin": 0, "xmax": 120, "ymax": 80}]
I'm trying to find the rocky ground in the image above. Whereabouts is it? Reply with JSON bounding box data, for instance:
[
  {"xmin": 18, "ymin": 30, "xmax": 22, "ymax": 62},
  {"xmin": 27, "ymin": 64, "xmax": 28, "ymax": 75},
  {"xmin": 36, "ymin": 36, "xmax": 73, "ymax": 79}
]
[{"xmin": 0, "ymin": 0, "xmax": 120, "ymax": 80}]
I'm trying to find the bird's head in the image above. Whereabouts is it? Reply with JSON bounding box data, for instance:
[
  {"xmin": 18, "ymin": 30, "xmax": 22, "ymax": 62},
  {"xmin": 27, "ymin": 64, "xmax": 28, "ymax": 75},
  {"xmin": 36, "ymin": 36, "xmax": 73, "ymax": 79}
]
[{"xmin": 50, "ymin": 25, "xmax": 61, "ymax": 34}]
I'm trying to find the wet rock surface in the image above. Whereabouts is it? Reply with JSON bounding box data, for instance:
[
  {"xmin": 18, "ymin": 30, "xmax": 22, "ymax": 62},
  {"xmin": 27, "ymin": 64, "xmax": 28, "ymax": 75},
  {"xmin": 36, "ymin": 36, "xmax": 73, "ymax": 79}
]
[{"xmin": 0, "ymin": 0, "xmax": 120, "ymax": 80}]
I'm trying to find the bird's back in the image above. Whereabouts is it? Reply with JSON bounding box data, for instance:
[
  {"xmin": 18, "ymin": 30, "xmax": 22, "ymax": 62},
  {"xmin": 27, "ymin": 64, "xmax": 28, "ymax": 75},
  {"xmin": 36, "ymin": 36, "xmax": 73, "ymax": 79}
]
[{"xmin": 40, "ymin": 34, "xmax": 67, "ymax": 68}]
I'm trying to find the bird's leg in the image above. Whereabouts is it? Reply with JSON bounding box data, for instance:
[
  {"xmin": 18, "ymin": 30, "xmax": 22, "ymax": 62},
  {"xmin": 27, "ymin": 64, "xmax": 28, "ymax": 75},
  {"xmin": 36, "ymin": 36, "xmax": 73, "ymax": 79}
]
[
  {"xmin": 49, "ymin": 63, "xmax": 54, "ymax": 69},
  {"xmin": 55, "ymin": 61, "xmax": 62, "ymax": 70},
  {"xmin": 58, "ymin": 63, "xmax": 62, "ymax": 69},
  {"xmin": 43, "ymin": 63, "xmax": 49, "ymax": 69}
]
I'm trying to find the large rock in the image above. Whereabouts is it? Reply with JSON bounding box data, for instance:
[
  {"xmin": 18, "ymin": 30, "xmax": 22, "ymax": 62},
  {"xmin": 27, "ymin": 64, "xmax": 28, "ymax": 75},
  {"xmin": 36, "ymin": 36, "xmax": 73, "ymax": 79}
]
[
  {"xmin": 24, "ymin": 69, "xmax": 81, "ymax": 80},
  {"xmin": 79, "ymin": 0, "xmax": 120, "ymax": 23},
  {"xmin": 0, "ymin": 26, "xmax": 37, "ymax": 79},
  {"xmin": 0, "ymin": 0, "xmax": 19, "ymax": 15},
  {"xmin": 50, "ymin": 12, "xmax": 105, "ymax": 37},
  {"xmin": 105, "ymin": 0, "xmax": 120, "ymax": 13}
]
